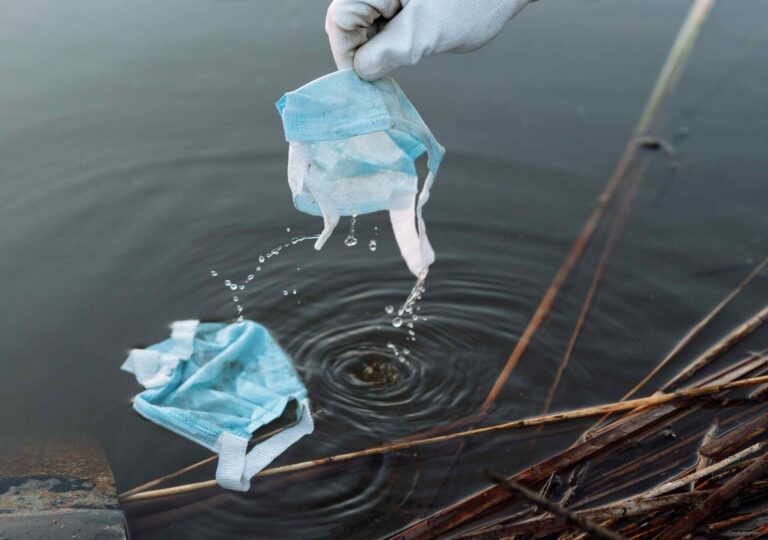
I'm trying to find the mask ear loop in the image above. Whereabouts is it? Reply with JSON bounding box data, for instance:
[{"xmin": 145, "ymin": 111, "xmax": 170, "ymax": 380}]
[
  {"xmin": 387, "ymin": 118, "xmax": 444, "ymax": 277},
  {"xmin": 312, "ymin": 193, "xmax": 340, "ymax": 250},
  {"xmin": 215, "ymin": 400, "xmax": 315, "ymax": 492},
  {"xmin": 121, "ymin": 320, "xmax": 199, "ymax": 389}
]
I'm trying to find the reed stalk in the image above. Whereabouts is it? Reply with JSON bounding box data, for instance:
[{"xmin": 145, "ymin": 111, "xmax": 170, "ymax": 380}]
[
  {"xmin": 481, "ymin": 0, "xmax": 717, "ymax": 414},
  {"xmin": 118, "ymin": 374, "xmax": 768, "ymax": 503},
  {"xmin": 660, "ymin": 304, "xmax": 768, "ymax": 391},
  {"xmin": 617, "ymin": 255, "xmax": 768, "ymax": 401},
  {"xmin": 655, "ymin": 452, "xmax": 768, "ymax": 539}
]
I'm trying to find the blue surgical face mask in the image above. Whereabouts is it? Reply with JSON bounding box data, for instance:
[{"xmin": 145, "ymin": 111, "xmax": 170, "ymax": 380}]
[
  {"xmin": 121, "ymin": 320, "xmax": 314, "ymax": 492},
  {"xmin": 277, "ymin": 69, "xmax": 445, "ymax": 277}
]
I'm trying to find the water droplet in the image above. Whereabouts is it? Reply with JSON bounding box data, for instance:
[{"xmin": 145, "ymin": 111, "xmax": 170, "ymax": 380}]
[
  {"xmin": 368, "ymin": 239, "xmax": 377, "ymax": 251},
  {"xmin": 233, "ymin": 295, "xmax": 239, "ymax": 302},
  {"xmin": 247, "ymin": 274, "xmax": 254, "ymax": 281},
  {"xmin": 385, "ymin": 305, "xmax": 394, "ymax": 315},
  {"xmin": 282, "ymin": 290, "xmax": 289, "ymax": 296},
  {"xmin": 296, "ymin": 267, "xmax": 301, "ymax": 271},
  {"xmin": 229, "ymin": 284, "xmax": 238, "ymax": 291},
  {"xmin": 286, "ymin": 227, "xmax": 291, "ymax": 232},
  {"xmin": 292, "ymin": 289, "xmax": 297, "ymax": 295},
  {"xmin": 239, "ymin": 285, "xmax": 245, "ymax": 290},
  {"xmin": 237, "ymin": 315, "xmax": 244, "ymax": 324},
  {"xmin": 258, "ymin": 255, "xmax": 265, "ymax": 263},
  {"xmin": 224, "ymin": 280, "xmax": 231, "ymax": 286},
  {"xmin": 210, "ymin": 270, "xmax": 218, "ymax": 277},
  {"xmin": 237, "ymin": 305, "xmax": 244, "ymax": 313},
  {"xmin": 344, "ymin": 214, "xmax": 358, "ymax": 246},
  {"xmin": 392, "ymin": 317, "xmax": 403, "ymax": 328},
  {"xmin": 407, "ymin": 322, "xmax": 414, "ymax": 328},
  {"xmin": 256, "ymin": 267, "xmax": 261, "ymax": 272}
]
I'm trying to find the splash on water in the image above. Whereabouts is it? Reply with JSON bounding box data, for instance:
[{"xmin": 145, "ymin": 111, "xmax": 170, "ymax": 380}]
[
  {"xmin": 386, "ymin": 342, "xmax": 411, "ymax": 363},
  {"xmin": 209, "ymin": 233, "xmax": 320, "ymax": 322},
  {"xmin": 389, "ymin": 274, "xmax": 427, "ymax": 343}
]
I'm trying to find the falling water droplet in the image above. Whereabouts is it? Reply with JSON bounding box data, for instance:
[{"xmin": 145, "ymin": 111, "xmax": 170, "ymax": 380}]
[
  {"xmin": 344, "ymin": 214, "xmax": 358, "ymax": 246},
  {"xmin": 237, "ymin": 315, "xmax": 244, "ymax": 324},
  {"xmin": 292, "ymin": 289, "xmax": 297, "ymax": 295},
  {"xmin": 385, "ymin": 305, "xmax": 394, "ymax": 315},
  {"xmin": 282, "ymin": 290, "xmax": 289, "ymax": 296},
  {"xmin": 286, "ymin": 227, "xmax": 291, "ymax": 232},
  {"xmin": 229, "ymin": 284, "xmax": 238, "ymax": 291},
  {"xmin": 258, "ymin": 255, "xmax": 265, "ymax": 263},
  {"xmin": 392, "ymin": 317, "xmax": 403, "ymax": 328},
  {"xmin": 237, "ymin": 305, "xmax": 244, "ymax": 313},
  {"xmin": 210, "ymin": 270, "xmax": 218, "ymax": 277},
  {"xmin": 239, "ymin": 284, "xmax": 245, "ymax": 290},
  {"xmin": 368, "ymin": 239, "xmax": 377, "ymax": 251},
  {"xmin": 256, "ymin": 267, "xmax": 261, "ymax": 272},
  {"xmin": 247, "ymin": 274, "xmax": 254, "ymax": 281},
  {"xmin": 233, "ymin": 295, "xmax": 239, "ymax": 302}
]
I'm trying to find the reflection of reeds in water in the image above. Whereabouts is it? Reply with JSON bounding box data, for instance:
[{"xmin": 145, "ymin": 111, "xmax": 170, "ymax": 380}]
[{"xmin": 120, "ymin": 0, "xmax": 768, "ymax": 537}]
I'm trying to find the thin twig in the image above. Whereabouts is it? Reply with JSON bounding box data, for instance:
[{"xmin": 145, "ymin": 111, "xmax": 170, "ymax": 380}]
[
  {"xmin": 619, "ymin": 255, "xmax": 768, "ymax": 401},
  {"xmin": 660, "ymin": 304, "xmax": 768, "ymax": 392}
]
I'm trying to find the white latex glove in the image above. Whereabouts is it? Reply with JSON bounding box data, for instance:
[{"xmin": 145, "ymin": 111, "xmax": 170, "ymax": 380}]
[{"xmin": 326, "ymin": 0, "xmax": 532, "ymax": 81}]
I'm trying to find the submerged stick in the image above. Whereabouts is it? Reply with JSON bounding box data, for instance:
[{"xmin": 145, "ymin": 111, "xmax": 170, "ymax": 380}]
[
  {"xmin": 542, "ymin": 149, "xmax": 647, "ymax": 414},
  {"xmin": 481, "ymin": 0, "xmax": 717, "ymax": 413},
  {"xmin": 118, "ymin": 375, "xmax": 768, "ymax": 503},
  {"xmin": 485, "ymin": 472, "xmax": 625, "ymax": 540}
]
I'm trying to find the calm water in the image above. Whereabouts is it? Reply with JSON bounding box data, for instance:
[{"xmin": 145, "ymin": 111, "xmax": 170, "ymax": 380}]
[{"xmin": 1, "ymin": 1, "xmax": 767, "ymax": 538}]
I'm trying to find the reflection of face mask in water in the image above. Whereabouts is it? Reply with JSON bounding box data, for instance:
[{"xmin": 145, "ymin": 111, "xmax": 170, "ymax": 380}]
[
  {"xmin": 277, "ymin": 69, "xmax": 445, "ymax": 277},
  {"xmin": 121, "ymin": 320, "xmax": 314, "ymax": 492}
]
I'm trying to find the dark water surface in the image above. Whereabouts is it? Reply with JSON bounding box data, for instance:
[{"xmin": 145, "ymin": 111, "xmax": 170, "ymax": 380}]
[{"xmin": 2, "ymin": 1, "xmax": 767, "ymax": 538}]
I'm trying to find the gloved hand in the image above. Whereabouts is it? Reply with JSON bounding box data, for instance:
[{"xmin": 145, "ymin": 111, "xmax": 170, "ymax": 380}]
[{"xmin": 325, "ymin": 0, "xmax": 532, "ymax": 81}]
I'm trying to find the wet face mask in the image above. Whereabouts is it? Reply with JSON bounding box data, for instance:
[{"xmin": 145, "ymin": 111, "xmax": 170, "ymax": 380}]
[
  {"xmin": 121, "ymin": 320, "xmax": 313, "ymax": 492},
  {"xmin": 277, "ymin": 69, "xmax": 445, "ymax": 277}
]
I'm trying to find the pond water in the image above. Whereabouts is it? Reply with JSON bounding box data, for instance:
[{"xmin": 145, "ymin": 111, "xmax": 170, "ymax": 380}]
[{"xmin": 1, "ymin": 0, "xmax": 767, "ymax": 538}]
